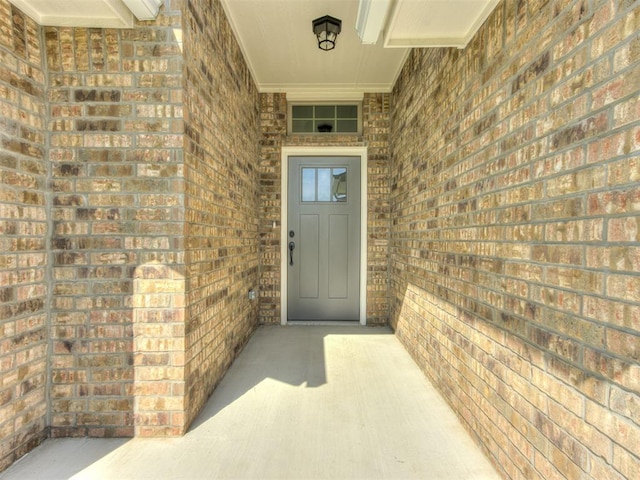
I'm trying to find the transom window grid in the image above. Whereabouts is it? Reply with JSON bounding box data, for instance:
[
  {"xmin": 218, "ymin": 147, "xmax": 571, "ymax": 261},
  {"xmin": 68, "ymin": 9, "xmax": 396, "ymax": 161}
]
[{"xmin": 289, "ymin": 103, "xmax": 361, "ymax": 134}]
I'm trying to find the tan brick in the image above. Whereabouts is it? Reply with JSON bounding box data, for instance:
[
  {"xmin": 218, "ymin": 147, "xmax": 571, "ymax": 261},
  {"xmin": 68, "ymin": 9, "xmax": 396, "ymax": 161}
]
[
  {"xmin": 532, "ymin": 368, "xmax": 582, "ymax": 416},
  {"xmin": 609, "ymin": 385, "xmax": 640, "ymax": 425},
  {"xmin": 606, "ymin": 273, "xmax": 640, "ymax": 302},
  {"xmin": 589, "ymin": 456, "xmax": 626, "ymax": 480},
  {"xmin": 608, "ymin": 216, "xmax": 640, "ymax": 242},
  {"xmin": 606, "ymin": 328, "xmax": 640, "ymax": 362},
  {"xmin": 586, "ymin": 400, "xmax": 640, "ymax": 458},
  {"xmin": 584, "ymin": 295, "xmax": 640, "ymax": 331},
  {"xmin": 547, "ymin": 400, "xmax": 612, "ymax": 461},
  {"xmin": 613, "ymin": 443, "xmax": 640, "ymax": 480}
]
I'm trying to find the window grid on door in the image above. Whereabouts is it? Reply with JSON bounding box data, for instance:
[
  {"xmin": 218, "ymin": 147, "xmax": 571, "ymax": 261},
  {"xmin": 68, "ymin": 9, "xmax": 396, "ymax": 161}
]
[{"xmin": 301, "ymin": 167, "xmax": 348, "ymax": 202}]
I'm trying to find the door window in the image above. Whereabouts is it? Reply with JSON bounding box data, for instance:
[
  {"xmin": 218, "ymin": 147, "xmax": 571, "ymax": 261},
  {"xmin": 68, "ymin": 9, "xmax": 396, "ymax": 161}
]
[{"xmin": 301, "ymin": 167, "xmax": 347, "ymax": 202}]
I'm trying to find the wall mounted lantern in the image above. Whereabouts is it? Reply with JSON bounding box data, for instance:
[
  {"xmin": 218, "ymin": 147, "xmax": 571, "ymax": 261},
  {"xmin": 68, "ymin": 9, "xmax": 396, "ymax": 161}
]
[{"xmin": 312, "ymin": 15, "xmax": 342, "ymax": 51}]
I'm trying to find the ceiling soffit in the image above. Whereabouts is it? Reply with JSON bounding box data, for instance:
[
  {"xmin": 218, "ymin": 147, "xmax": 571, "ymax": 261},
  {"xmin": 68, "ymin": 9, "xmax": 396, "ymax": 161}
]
[
  {"xmin": 8, "ymin": 0, "xmax": 136, "ymax": 27},
  {"xmin": 8, "ymin": 0, "xmax": 501, "ymax": 96}
]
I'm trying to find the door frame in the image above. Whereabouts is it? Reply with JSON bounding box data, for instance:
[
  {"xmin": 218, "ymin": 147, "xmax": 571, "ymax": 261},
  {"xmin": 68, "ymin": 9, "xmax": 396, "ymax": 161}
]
[{"xmin": 280, "ymin": 146, "xmax": 368, "ymax": 326}]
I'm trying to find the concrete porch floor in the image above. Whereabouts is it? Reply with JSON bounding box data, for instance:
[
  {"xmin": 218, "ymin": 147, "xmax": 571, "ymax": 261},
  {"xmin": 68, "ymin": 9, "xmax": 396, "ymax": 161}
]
[{"xmin": 1, "ymin": 326, "xmax": 499, "ymax": 480}]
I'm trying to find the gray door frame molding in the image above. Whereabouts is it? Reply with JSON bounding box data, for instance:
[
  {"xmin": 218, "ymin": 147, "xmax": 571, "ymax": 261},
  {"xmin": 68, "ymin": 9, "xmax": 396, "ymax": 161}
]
[{"xmin": 280, "ymin": 146, "xmax": 368, "ymax": 325}]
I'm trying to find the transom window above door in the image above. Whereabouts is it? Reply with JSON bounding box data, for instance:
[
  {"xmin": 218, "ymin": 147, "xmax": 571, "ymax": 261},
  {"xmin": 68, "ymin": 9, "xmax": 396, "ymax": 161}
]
[{"xmin": 289, "ymin": 103, "xmax": 361, "ymax": 134}]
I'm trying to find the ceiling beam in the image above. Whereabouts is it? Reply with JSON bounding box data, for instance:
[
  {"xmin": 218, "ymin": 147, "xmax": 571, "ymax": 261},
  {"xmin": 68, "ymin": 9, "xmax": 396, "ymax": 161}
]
[
  {"xmin": 122, "ymin": 0, "xmax": 164, "ymax": 21},
  {"xmin": 355, "ymin": 0, "xmax": 392, "ymax": 45}
]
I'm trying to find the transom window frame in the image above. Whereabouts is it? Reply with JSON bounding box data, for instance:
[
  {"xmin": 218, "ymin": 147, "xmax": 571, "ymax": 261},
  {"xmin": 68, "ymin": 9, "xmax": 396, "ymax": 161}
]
[{"xmin": 287, "ymin": 101, "xmax": 363, "ymax": 135}]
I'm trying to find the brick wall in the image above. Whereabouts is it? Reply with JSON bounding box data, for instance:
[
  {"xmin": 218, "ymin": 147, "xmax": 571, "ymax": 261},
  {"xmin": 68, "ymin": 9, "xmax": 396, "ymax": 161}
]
[
  {"xmin": 258, "ymin": 93, "xmax": 286, "ymax": 324},
  {"xmin": 1, "ymin": 0, "xmax": 262, "ymax": 452},
  {"xmin": 0, "ymin": 0, "xmax": 48, "ymax": 470},
  {"xmin": 364, "ymin": 93, "xmax": 392, "ymax": 324},
  {"xmin": 45, "ymin": 2, "xmax": 185, "ymax": 437},
  {"xmin": 258, "ymin": 92, "xmax": 391, "ymax": 325},
  {"xmin": 182, "ymin": 0, "xmax": 260, "ymax": 429},
  {"xmin": 390, "ymin": 1, "xmax": 640, "ymax": 478}
]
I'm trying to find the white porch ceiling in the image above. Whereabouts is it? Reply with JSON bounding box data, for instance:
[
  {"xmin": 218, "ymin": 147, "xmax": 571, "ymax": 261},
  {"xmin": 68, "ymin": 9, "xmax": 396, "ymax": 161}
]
[
  {"xmin": 222, "ymin": 0, "xmax": 406, "ymax": 98},
  {"xmin": 8, "ymin": 0, "xmax": 500, "ymax": 96},
  {"xmin": 8, "ymin": 0, "xmax": 162, "ymax": 26},
  {"xmin": 221, "ymin": 0, "xmax": 501, "ymax": 96},
  {"xmin": 384, "ymin": 0, "xmax": 501, "ymax": 48}
]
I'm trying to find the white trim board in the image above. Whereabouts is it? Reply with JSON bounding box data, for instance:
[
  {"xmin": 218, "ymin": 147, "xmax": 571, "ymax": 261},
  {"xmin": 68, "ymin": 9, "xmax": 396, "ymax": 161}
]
[{"xmin": 280, "ymin": 146, "xmax": 368, "ymax": 326}]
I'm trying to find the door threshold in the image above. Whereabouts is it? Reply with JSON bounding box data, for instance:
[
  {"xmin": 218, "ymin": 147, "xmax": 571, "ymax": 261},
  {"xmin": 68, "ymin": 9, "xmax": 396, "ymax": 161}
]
[{"xmin": 286, "ymin": 320, "xmax": 363, "ymax": 326}]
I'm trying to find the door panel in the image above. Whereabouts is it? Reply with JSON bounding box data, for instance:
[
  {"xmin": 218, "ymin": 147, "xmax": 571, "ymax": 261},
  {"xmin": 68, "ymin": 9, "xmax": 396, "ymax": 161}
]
[
  {"xmin": 299, "ymin": 214, "xmax": 319, "ymax": 298},
  {"xmin": 288, "ymin": 156, "xmax": 360, "ymax": 321},
  {"xmin": 328, "ymin": 214, "xmax": 348, "ymax": 299}
]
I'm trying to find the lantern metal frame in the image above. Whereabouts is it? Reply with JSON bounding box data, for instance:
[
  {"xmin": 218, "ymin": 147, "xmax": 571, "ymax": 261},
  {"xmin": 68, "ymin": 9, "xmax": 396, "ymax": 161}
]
[{"xmin": 312, "ymin": 15, "xmax": 342, "ymax": 51}]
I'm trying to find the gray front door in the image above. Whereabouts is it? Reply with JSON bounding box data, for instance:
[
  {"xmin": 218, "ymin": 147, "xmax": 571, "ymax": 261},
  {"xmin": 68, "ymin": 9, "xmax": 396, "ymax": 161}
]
[{"xmin": 287, "ymin": 156, "xmax": 361, "ymax": 321}]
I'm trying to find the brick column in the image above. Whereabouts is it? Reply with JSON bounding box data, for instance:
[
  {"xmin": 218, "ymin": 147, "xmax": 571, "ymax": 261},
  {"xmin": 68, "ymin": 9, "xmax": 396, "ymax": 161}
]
[
  {"xmin": 133, "ymin": 264, "xmax": 186, "ymax": 436},
  {"xmin": 0, "ymin": 0, "xmax": 48, "ymax": 470},
  {"xmin": 45, "ymin": 1, "xmax": 185, "ymax": 438}
]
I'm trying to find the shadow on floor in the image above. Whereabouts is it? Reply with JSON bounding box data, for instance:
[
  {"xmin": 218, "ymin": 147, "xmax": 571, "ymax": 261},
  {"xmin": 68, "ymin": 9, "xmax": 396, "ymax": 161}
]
[
  {"xmin": 1, "ymin": 438, "xmax": 129, "ymax": 480},
  {"xmin": 187, "ymin": 324, "xmax": 391, "ymax": 432}
]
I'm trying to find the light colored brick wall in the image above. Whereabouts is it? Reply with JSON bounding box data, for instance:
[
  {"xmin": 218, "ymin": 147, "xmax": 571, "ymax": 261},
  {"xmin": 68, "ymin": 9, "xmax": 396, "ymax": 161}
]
[
  {"xmin": 258, "ymin": 93, "xmax": 286, "ymax": 324},
  {"xmin": 1, "ymin": 0, "xmax": 261, "ymax": 452},
  {"xmin": 0, "ymin": 0, "xmax": 48, "ymax": 470},
  {"xmin": 390, "ymin": 1, "xmax": 640, "ymax": 478},
  {"xmin": 45, "ymin": 2, "xmax": 185, "ymax": 437},
  {"xmin": 258, "ymin": 92, "xmax": 391, "ymax": 325},
  {"xmin": 182, "ymin": 0, "xmax": 261, "ymax": 429},
  {"xmin": 363, "ymin": 93, "xmax": 391, "ymax": 324}
]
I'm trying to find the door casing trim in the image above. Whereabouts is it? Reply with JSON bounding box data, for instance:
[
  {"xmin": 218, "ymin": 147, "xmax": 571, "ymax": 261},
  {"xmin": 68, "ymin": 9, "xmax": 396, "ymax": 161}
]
[{"xmin": 280, "ymin": 146, "xmax": 368, "ymax": 325}]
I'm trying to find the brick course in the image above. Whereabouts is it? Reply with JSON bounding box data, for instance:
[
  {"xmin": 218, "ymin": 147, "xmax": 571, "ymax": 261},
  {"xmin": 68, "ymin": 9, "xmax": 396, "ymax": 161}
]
[
  {"xmin": 0, "ymin": 0, "xmax": 48, "ymax": 471},
  {"xmin": 390, "ymin": 0, "xmax": 640, "ymax": 478}
]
